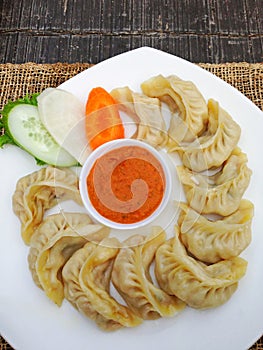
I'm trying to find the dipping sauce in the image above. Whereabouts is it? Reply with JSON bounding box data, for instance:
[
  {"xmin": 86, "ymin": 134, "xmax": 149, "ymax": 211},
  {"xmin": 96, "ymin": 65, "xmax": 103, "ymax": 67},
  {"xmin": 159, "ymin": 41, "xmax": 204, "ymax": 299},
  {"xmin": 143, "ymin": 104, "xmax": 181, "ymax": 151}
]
[{"xmin": 87, "ymin": 146, "xmax": 165, "ymax": 224}]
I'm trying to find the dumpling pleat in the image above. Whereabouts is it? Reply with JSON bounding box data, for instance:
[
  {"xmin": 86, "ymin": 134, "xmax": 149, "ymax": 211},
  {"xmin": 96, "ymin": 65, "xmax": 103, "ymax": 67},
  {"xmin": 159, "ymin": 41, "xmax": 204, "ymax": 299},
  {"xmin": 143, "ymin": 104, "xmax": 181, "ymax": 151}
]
[
  {"xmin": 155, "ymin": 226, "xmax": 247, "ymax": 309},
  {"xmin": 177, "ymin": 148, "xmax": 252, "ymax": 215},
  {"xmin": 112, "ymin": 227, "xmax": 185, "ymax": 320},
  {"xmin": 28, "ymin": 212, "xmax": 110, "ymax": 306},
  {"xmin": 178, "ymin": 200, "xmax": 254, "ymax": 263},
  {"xmin": 63, "ymin": 238, "xmax": 142, "ymax": 330},
  {"xmin": 111, "ymin": 86, "xmax": 168, "ymax": 147},
  {"xmin": 62, "ymin": 242, "xmax": 122, "ymax": 331},
  {"xmin": 141, "ymin": 74, "xmax": 208, "ymax": 143},
  {"xmin": 12, "ymin": 166, "xmax": 83, "ymax": 244},
  {"xmin": 173, "ymin": 99, "xmax": 241, "ymax": 172}
]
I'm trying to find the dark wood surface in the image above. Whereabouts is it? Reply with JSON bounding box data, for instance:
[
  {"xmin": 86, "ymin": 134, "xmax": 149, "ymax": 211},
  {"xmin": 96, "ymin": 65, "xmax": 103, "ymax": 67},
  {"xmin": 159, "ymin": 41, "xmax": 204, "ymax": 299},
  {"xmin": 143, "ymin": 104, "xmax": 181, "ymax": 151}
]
[{"xmin": 0, "ymin": 0, "xmax": 262, "ymax": 64}]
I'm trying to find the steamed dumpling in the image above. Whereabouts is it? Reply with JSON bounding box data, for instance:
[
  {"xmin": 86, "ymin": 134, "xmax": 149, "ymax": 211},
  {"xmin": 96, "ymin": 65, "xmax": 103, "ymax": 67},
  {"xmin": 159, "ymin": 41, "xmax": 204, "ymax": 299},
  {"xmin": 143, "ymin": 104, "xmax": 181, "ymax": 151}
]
[
  {"xmin": 177, "ymin": 148, "xmax": 252, "ymax": 215},
  {"xmin": 28, "ymin": 212, "xmax": 110, "ymax": 306},
  {"xmin": 174, "ymin": 99, "xmax": 241, "ymax": 172},
  {"xmin": 155, "ymin": 226, "xmax": 247, "ymax": 309},
  {"xmin": 62, "ymin": 238, "xmax": 142, "ymax": 331},
  {"xmin": 141, "ymin": 74, "xmax": 208, "ymax": 143},
  {"xmin": 178, "ymin": 200, "xmax": 254, "ymax": 263},
  {"xmin": 12, "ymin": 166, "xmax": 83, "ymax": 244},
  {"xmin": 112, "ymin": 227, "xmax": 185, "ymax": 320},
  {"xmin": 110, "ymin": 86, "xmax": 168, "ymax": 146},
  {"xmin": 63, "ymin": 239, "xmax": 121, "ymax": 331}
]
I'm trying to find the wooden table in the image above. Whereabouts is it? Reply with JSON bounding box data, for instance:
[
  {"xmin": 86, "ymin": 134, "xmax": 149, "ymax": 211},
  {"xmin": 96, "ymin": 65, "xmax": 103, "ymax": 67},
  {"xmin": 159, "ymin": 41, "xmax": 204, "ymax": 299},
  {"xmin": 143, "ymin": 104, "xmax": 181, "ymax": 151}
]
[
  {"xmin": 1, "ymin": 0, "xmax": 262, "ymax": 64},
  {"xmin": 0, "ymin": 1, "xmax": 262, "ymax": 349}
]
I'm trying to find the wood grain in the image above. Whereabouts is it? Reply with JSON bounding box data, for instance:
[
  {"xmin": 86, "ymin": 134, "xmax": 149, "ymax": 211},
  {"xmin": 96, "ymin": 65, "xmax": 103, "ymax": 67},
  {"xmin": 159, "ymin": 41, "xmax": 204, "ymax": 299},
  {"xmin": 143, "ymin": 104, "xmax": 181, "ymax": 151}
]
[{"xmin": 0, "ymin": 0, "xmax": 262, "ymax": 63}]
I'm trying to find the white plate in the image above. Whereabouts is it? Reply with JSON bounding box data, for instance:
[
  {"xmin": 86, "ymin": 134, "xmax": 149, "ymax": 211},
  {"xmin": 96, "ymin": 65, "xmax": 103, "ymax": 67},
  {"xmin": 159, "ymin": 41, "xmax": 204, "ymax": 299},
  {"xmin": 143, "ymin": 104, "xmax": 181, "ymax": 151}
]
[{"xmin": 0, "ymin": 47, "xmax": 263, "ymax": 350}]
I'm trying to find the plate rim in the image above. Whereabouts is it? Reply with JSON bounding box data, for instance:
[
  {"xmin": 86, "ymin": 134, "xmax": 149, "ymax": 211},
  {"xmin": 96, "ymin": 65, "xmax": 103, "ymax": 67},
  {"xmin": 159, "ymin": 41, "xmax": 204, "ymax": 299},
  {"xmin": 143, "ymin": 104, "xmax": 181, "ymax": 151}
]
[{"xmin": 0, "ymin": 46, "xmax": 263, "ymax": 350}]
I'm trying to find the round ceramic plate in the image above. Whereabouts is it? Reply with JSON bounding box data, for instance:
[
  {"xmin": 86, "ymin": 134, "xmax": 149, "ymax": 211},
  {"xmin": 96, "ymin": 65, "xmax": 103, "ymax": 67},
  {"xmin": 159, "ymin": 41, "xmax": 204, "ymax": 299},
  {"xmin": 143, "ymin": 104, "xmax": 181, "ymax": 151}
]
[{"xmin": 0, "ymin": 47, "xmax": 262, "ymax": 350}]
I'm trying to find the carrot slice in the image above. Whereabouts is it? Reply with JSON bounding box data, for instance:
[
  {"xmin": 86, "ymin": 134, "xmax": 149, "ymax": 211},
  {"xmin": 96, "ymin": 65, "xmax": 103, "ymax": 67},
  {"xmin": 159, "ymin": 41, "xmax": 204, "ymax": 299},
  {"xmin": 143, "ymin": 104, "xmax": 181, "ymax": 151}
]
[{"xmin": 85, "ymin": 87, "xmax": 124, "ymax": 150}]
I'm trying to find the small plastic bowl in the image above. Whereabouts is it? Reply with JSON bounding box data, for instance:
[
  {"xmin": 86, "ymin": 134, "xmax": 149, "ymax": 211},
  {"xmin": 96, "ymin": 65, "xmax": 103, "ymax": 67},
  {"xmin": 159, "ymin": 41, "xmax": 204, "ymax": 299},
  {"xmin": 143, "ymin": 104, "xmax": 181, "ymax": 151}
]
[{"xmin": 79, "ymin": 139, "xmax": 171, "ymax": 230}]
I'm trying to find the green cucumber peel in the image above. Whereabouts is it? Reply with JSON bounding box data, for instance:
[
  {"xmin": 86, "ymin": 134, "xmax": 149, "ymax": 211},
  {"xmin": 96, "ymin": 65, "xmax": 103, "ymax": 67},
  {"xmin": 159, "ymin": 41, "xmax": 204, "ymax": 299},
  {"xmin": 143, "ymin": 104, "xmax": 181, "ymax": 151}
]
[
  {"xmin": 0, "ymin": 94, "xmax": 40, "ymax": 146},
  {"xmin": 0, "ymin": 94, "xmax": 46, "ymax": 164},
  {"xmin": 0, "ymin": 94, "xmax": 78, "ymax": 166}
]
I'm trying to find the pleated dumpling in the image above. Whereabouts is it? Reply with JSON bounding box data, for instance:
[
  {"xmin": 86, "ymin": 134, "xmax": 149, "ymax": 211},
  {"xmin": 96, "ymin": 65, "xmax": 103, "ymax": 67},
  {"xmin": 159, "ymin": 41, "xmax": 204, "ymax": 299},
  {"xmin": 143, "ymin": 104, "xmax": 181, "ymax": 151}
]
[
  {"xmin": 141, "ymin": 74, "xmax": 208, "ymax": 143},
  {"xmin": 28, "ymin": 212, "xmax": 110, "ymax": 306},
  {"xmin": 12, "ymin": 166, "xmax": 82, "ymax": 244},
  {"xmin": 155, "ymin": 226, "xmax": 247, "ymax": 309},
  {"xmin": 112, "ymin": 227, "xmax": 185, "ymax": 320},
  {"xmin": 62, "ymin": 238, "xmax": 142, "ymax": 331},
  {"xmin": 178, "ymin": 200, "xmax": 254, "ymax": 263},
  {"xmin": 110, "ymin": 86, "xmax": 168, "ymax": 147},
  {"xmin": 177, "ymin": 148, "xmax": 252, "ymax": 215},
  {"xmin": 174, "ymin": 99, "xmax": 241, "ymax": 172}
]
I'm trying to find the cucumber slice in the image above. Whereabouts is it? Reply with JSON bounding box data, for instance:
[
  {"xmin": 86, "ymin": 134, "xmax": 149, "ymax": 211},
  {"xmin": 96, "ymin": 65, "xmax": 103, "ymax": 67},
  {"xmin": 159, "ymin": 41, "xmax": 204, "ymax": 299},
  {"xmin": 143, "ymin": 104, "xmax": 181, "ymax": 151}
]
[{"xmin": 4, "ymin": 104, "xmax": 78, "ymax": 166}]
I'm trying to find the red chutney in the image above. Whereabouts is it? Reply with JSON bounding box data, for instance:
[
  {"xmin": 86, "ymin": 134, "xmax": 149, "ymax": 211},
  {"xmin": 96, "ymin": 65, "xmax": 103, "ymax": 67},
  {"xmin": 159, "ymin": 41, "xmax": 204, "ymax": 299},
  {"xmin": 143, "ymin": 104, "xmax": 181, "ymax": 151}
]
[{"xmin": 87, "ymin": 145, "xmax": 165, "ymax": 224}]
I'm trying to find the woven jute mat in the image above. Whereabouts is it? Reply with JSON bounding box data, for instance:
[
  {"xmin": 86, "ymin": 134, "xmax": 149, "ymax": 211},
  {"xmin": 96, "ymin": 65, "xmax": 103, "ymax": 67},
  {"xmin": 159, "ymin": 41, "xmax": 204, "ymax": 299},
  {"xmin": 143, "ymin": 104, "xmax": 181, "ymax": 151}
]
[
  {"xmin": 0, "ymin": 62, "xmax": 262, "ymax": 350},
  {"xmin": 0, "ymin": 62, "xmax": 262, "ymax": 110}
]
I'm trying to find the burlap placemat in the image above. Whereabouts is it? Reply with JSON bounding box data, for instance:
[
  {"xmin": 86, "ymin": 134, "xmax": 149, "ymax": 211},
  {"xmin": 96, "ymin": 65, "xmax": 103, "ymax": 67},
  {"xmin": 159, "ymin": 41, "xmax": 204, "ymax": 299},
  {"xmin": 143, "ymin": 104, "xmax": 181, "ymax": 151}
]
[
  {"xmin": 0, "ymin": 62, "xmax": 262, "ymax": 110},
  {"xmin": 0, "ymin": 62, "xmax": 262, "ymax": 350}
]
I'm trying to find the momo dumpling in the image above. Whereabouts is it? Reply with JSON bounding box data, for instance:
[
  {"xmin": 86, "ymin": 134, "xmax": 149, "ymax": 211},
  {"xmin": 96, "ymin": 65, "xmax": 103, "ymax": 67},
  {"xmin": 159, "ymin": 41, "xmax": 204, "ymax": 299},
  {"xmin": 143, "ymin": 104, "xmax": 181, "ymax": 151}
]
[
  {"xmin": 12, "ymin": 166, "xmax": 83, "ymax": 245},
  {"xmin": 110, "ymin": 86, "xmax": 168, "ymax": 147},
  {"xmin": 141, "ymin": 74, "xmax": 208, "ymax": 143},
  {"xmin": 155, "ymin": 226, "xmax": 247, "ymax": 309},
  {"xmin": 178, "ymin": 200, "xmax": 254, "ymax": 263},
  {"xmin": 62, "ymin": 238, "xmax": 142, "ymax": 331},
  {"xmin": 63, "ymin": 240, "xmax": 121, "ymax": 331},
  {"xmin": 28, "ymin": 212, "xmax": 110, "ymax": 306},
  {"xmin": 112, "ymin": 227, "xmax": 185, "ymax": 320},
  {"xmin": 176, "ymin": 148, "xmax": 252, "ymax": 215},
  {"xmin": 174, "ymin": 99, "xmax": 241, "ymax": 172}
]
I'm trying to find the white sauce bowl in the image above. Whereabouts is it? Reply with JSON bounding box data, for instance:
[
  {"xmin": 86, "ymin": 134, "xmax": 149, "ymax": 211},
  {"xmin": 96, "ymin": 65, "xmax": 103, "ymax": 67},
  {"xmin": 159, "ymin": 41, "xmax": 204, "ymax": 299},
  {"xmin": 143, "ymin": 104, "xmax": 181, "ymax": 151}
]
[{"xmin": 79, "ymin": 139, "xmax": 172, "ymax": 230}]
